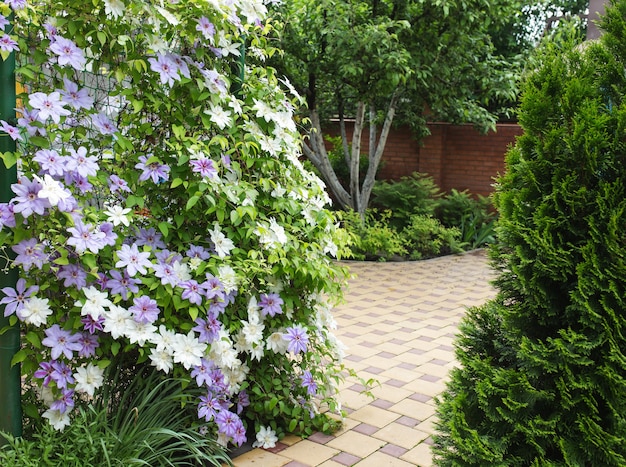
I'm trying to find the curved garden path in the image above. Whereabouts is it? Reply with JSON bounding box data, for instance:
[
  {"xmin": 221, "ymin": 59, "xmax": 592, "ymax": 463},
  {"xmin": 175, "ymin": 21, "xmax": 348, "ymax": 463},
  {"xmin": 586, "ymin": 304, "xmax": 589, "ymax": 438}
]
[{"xmin": 232, "ymin": 250, "xmax": 496, "ymax": 467}]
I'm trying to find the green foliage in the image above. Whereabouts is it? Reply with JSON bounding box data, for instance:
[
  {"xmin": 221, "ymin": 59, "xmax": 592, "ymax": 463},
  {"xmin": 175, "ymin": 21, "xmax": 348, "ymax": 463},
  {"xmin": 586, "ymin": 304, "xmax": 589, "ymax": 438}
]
[
  {"xmin": 401, "ymin": 215, "xmax": 461, "ymax": 260},
  {"xmin": 371, "ymin": 173, "xmax": 441, "ymax": 229},
  {"xmin": 435, "ymin": 189, "xmax": 496, "ymax": 249},
  {"xmin": 339, "ymin": 210, "xmax": 407, "ymax": 261},
  {"xmin": 433, "ymin": 8, "xmax": 626, "ymax": 465},
  {"xmin": 322, "ymin": 135, "xmax": 371, "ymax": 187},
  {"xmin": 0, "ymin": 365, "xmax": 231, "ymax": 466}
]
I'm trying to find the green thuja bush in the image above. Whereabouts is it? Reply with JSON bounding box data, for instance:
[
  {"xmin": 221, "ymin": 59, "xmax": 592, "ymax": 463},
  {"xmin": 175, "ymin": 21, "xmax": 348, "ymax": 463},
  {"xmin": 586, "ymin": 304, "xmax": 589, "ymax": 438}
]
[{"xmin": 433, "ymin": 7, "xmax": 626, "ymax": 466}]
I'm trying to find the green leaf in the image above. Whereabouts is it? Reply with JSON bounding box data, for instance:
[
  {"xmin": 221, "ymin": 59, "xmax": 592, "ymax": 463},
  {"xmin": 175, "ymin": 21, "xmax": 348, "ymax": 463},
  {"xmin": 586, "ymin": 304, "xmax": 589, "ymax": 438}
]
[
  {"xmin": 171, "ymin": 177, "xmax": 184, "ymax": 189},
  {"xmin": 0, "ymin": 151, "xmax": 17, "ymax": 168},
  {"xmin": 28, "ymin": 136, "xmax": 49, "ymax": 148},
  {"xmin": 10, "ymin": 349, "xmax": 28, "ymax": 366},
  {"xmin": 111, "ymin": 341, "xmax": 121, "ymax": 356},
  {"xmin": 126, "ymin": 195, "xmax": 145, "ymax": 208},
  {"xmin": 288, "ymin": 419, "xmax": 297, "ymax": 432},
  {"xmin": 97, "ymin": 30, "xmax": 106, "ymax": 46},
  {"xmin": 132, "ymin": 99, "xmax": 144, "ymax": 113},
  {"xmin": 25, "ymin": 331, "xmax": 41, "ymax": 348},
  {"xmin": 158, "ymin": 221, "xmax": 169, "ymax": 238},
  {"xmin": 186, "ymin": 195, "xmax": 200, "ymax": 211}
]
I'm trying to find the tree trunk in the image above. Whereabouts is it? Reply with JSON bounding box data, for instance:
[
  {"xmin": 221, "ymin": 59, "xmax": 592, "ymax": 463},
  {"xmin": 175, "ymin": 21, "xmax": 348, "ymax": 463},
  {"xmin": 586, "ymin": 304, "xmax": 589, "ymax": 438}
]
[
  {"xmin": 350, "ymin": 102, "xmax": 366, "ymax": 216},
  {"xmin": 303, "ymin": 109, "xmax": 352, "ymax": 210},
  {"xmin": 359, "ymin": 89, "xmax": 401, "ymax": 217}
]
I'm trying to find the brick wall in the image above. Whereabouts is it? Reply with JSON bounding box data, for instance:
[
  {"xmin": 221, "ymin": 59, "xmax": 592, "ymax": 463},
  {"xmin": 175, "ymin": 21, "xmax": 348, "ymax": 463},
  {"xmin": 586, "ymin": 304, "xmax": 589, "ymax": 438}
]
[{"xmin": 325, "ymin": 122, "xmax": 523, "ymax": 197}]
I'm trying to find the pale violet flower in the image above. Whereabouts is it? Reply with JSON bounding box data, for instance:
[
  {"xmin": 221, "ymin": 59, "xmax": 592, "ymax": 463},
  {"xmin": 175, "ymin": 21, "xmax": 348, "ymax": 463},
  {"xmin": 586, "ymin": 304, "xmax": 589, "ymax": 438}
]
[
  {"xmin": 34, "ymin": 174, "xmax": 70, "ymax": 206},
  {"xmin": 73, "ymin": 364, "xmax": 104, "ymax": 396},
  {"xmin": 43, "ymin": 408, "xmax": 71, "ymax": 431},
  {"xmin": 210, "ymin": 224, "xmax": 235, "ymax": 258},
  {"xmin": 49, "ymin": 36, "xmax": 86, "ymax": 70},
  {"xmin": 29, "ymin": 92, "xmax": 71, "ymax": 124},
  {"xmin": 104, "ymin": 204, "xmax": 131, "ymax": 226},
  {"xmin": 253, "ymin": 425, "xmax": 278, "ymax": 449},
  {"xmin": 115, "ymin": 243, "xmax": 152, "ymax": 277},
  {"xmin": 17, "ymin": 297, "xmax": 52, "ymax": 327}
]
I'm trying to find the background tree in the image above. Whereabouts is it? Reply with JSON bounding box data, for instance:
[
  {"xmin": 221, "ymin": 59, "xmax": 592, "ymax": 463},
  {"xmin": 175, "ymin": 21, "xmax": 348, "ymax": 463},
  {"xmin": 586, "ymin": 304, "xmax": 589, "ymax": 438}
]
[
  {"xmin": 433, "ymin": 3, "xmax": 626, "ymax": 464},
  {"xmin": 270, "ymin": 0, "xmax": 518, "ymax": 217}
]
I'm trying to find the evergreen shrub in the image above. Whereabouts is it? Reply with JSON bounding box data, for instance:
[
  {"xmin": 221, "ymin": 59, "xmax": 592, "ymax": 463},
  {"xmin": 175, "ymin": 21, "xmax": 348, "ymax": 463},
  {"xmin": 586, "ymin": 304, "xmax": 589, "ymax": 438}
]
[{"xmin": 433, "ymin": 8, "xmax": 626, "ymax": 466}]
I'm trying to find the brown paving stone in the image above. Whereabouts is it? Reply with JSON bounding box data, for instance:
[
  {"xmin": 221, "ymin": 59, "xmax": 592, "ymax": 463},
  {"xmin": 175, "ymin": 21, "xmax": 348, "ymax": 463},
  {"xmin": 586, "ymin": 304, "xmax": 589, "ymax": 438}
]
[
  {"xmin": 330, "ymin": 452, "xmax": 361, "ymax": 466},
  {"xmin": 380, "ymin": 443, "xmax": 409, "ymax": 457}
]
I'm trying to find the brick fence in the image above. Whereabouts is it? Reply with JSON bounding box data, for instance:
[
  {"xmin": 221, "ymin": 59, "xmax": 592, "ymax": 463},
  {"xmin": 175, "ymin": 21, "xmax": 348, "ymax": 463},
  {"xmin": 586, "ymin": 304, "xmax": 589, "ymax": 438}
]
[{"xmin": 325, "ymin": 122, "xmax": 523, "ymax": 197}]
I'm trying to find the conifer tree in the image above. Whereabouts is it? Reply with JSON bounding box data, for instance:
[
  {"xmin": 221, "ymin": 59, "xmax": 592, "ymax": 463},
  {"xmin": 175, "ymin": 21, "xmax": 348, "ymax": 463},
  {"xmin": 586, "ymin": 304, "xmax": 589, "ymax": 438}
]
[{"xmin": 433, "ymin": 1, "xmax": 626, "ymax": 464}]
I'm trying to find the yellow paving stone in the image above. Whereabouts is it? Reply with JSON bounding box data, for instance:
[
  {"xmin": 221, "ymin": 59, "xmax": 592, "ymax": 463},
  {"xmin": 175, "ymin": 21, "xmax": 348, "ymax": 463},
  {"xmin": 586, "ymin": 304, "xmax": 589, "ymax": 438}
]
[
  {"xmin": 326, "ymin": 430, "xmax": 385, "ymax": 457},
  {"xmin": 352, "ymin": 451, "xmax": 417, "ymax": 467},
  {"xmin": 318, "ymin": 461, "xmax": 347, "ymax": 467},
  {"xmin": 389, "ymin": 398, "xmax": 437, "ymax": 419},
  {"xmin": 341, "ymin": 388, "xmax": 376, "ymax": 411},
  {"xmin": 401, "ymin": 379, "xmax": 448, "ymax": 397},
  {"xmin": 372, "ymin": 422, "xmax": 429, "ymax": 449},
  {"xmin": 349, "ymin": 404, "xmax": 401, "ymax": 428},
  {"xmin": 278, "ymin": 439, "xmax": 340, "ymax": 466},
  {"xmin": 415, "ymin": 363, "xmax": 454, "ymax": 378},
  {"xmin": 380, "ymin": 365, "xmax": 423, "ymax": 383},
  {"xmin": 232, "ymin": 448, "xmax": 291, "ymax": 467},
  {"xmin": 370, "ymin": 385, "xmax": 414, "ymax": 403},
  {"xmin": 401, "ymin": 442, "xmax": 435, "ymax": 467},
  {"xmin": 376, "ymin": 341, "xmax": 413, "ymax": 355},
  {"xmin": 415, "ymin": 415, "xmax": 438, "ymax": 435},
  {"xmin": 281, "ymin": 434, "xmax": 303, "ymax": 446}
]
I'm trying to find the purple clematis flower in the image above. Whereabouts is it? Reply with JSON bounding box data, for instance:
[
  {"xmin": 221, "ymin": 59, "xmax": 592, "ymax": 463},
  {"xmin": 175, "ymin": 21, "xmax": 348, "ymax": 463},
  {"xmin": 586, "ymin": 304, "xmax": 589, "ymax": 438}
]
[
  {"xmin": 49, "ymin": 36, "xmax": 86, "ymax": 70},
  {"xmin": 0, "ymin": 278, "xmax": 39, "ymax": 317},
  {"xmin": 135, "ymin": 155, "xmax": 170, "ymax": 184},
  {"xmin": 42, "ymin": 324, "xmax": 82, "ymax": 360},
  {"xmin": 284, "ymin": 325, "xmax": 309, "ymax": 354},
  {"xmin": 129, "ymin": 295, "xmax": 160, "ymax": 324},
  {"xmin": 259, "ymin": 293, "xmax": 284, "ymax": 318},
  {"xmin": 11, "ymin": 176, "xmax": 49, "ymax": 218},
  {"xmin": 12, "ymin": 238, "xmax": 46, "ymax": 271}
]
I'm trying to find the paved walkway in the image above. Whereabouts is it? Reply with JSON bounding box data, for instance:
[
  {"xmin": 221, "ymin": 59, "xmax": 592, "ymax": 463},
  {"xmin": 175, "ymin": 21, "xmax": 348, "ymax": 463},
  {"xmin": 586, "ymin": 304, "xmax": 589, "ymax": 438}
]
[{"xmin": 232, "ymin": 250, "xmax": 496, "ymax": 467}]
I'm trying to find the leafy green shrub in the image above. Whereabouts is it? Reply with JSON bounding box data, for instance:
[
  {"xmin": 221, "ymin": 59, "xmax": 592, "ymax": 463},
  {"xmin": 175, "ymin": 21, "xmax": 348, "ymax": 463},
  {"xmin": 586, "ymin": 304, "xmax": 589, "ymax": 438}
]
[
  {"xmin": 0, "ymin": 364, "xmax": 231, "ymax": 466},
  {"xmin": 339, "ymin": 209, "xmax": 407, "ymax": 261},
  {"xmin": 401, "ymin": 215, "xmax": 461, "ymax": 260},
  {"xmin": 324, "ymin": 135, "xmax": 371, "ymax": 187},
  {"xmin": 435, "ymin": 189, "xmax": 492, "ymax": 228},
  {"xmin": 371, "ymin": 172, "xmax": 441, "ymax": 229},
  {"xmin": 435, "ymin": 189, "xmax": 496, "ymax": 249},
  {"xmin": 434, "ymin": 13, "xmax": 626, "ymax": 466}
]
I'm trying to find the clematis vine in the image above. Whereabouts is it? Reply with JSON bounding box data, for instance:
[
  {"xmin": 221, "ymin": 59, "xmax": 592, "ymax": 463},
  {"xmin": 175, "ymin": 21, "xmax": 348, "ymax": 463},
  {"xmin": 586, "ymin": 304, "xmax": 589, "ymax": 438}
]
[{"xmin": 0, "ymin": 0, "xmax": 350, "ymax": 447}]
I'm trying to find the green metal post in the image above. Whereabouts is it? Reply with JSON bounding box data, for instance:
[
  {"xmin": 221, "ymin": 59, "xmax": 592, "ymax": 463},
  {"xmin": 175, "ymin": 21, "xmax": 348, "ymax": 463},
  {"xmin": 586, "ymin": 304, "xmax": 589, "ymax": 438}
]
[{"xmin": 0, "ymin": 15, "xmax": 22, "ymax": 442}]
